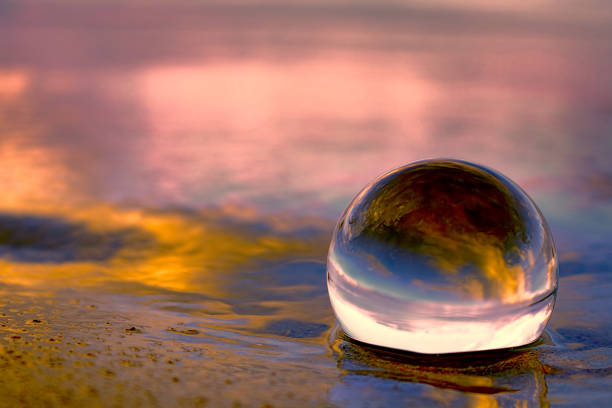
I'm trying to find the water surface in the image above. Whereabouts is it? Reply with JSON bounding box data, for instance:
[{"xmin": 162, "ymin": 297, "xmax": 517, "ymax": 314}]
[{"xmin": 0, "ymin": 1, "xmax": 611, "ymax": 406}]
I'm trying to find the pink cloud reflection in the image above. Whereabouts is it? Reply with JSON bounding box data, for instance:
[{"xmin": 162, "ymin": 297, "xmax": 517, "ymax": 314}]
[
  {"xmin": 1, "ymin": 1, "xmax": 610, "ymax": 219},
  {"xmin": 138, "ymin": 58, "xmax": 437, "ymax": 211}
]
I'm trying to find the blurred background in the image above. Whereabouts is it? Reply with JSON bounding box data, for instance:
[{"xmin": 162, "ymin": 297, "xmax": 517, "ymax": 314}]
[
  {"xmin": 0, "ymin": 1, "xmax": 611, "ymax": 406},
  {"xmin": 2, "ymin": 0, "xmax": 611, "ymax": 221}
]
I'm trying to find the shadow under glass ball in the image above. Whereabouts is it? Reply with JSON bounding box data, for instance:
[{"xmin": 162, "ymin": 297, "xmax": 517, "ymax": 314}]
[{"xmin": 327, "ymin": 159, "xmax": 558, "ymax": 354}]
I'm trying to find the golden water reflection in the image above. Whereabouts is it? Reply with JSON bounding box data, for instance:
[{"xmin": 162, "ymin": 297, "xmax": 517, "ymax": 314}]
[
  {"xmin": 330, "ymin": 325, "xmax": 554, "ymax": 407},
  {"xmin": 0, "ymin": 203, "xmax": 331, "ymax": 327}
]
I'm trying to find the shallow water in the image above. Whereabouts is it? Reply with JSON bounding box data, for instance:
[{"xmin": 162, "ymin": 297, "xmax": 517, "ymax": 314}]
[{"xmin": 1, "ymin": 1, "xmax": 611, "ymax": 406}]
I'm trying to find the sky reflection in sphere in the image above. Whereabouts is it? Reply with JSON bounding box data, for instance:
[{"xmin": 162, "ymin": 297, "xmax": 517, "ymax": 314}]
[{"xmin": 327, "ymin": 159, "xmax": 558, "ymax": 354}]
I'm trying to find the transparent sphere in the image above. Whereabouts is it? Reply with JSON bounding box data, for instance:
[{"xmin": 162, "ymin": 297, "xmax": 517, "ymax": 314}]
[{"xmin": 327, "ymin": 159, "xmax": 558, "ymax": 354}]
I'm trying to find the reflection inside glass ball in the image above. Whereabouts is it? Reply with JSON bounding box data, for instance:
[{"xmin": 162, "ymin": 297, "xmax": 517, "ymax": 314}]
[{"xmin": 327, "ymin": 159, "xmax": 558, "ymax": 354}]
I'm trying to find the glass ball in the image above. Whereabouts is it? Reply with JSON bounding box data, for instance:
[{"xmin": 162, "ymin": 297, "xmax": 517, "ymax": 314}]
[{"xmin": 327, "ymin": 159, "xmax": 558, "ymax": 354}]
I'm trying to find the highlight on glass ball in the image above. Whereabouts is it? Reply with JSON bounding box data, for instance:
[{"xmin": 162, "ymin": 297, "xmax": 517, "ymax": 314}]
[{"xmin": 327, "ymin": 159, "xmax": 558, "ymax": 354}]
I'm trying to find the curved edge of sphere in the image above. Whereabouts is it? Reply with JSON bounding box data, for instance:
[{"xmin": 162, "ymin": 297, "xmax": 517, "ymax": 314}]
[{"xmin": 326, "ymin": 159, "xmax": 558, "ymax": 354}]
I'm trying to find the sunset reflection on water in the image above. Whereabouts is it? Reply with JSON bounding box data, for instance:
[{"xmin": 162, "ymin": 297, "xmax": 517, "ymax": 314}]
[
  {"xmin": 2, "ymin": 1, "xmax": 610, "ymax": 214},
  {"xmin": 0, "ymin": 0, "xmax": 611, "ymax": 406}
]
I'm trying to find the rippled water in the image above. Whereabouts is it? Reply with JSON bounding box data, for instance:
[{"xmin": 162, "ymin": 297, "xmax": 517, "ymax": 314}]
[{"xmin": 1, "ymin": 1, "xmax": 611, "ymax": 407}]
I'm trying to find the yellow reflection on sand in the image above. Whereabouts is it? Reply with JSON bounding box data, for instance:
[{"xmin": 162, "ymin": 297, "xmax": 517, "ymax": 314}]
[
  {"xmin": 427, "ymin": 384, "xmax": 500, "ymax": 408},
  {"xmin": 0, "ymin": 204, "xmax": 324, "ymax": 298}
]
